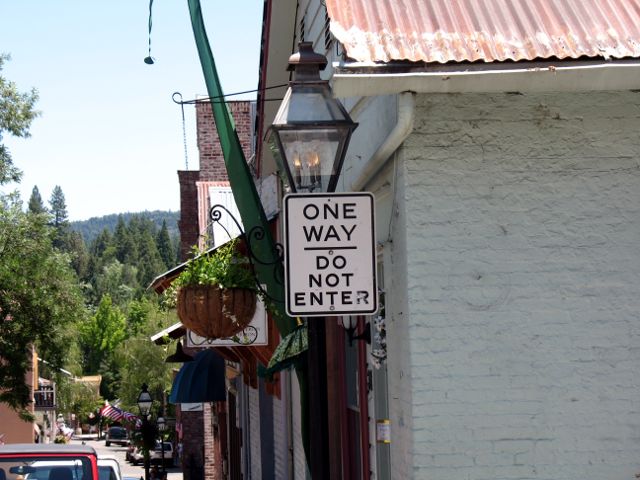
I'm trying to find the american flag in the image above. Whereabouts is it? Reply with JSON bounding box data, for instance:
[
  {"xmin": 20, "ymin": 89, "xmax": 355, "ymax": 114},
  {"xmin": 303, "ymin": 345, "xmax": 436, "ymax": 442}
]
[
  {"xmin": 100, "ymin": 404, "xmax": 124, "ymax": 422},
  {"xmin": 123, "ymin": 411, "xmax": 140, "ymax": 424},
  {"xmin": 100, "ymin": 403, "xmax": 140, "ymax": 425}
]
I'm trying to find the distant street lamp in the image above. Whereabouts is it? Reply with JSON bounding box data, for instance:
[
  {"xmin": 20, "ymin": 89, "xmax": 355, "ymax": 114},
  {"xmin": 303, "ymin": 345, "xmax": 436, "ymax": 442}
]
[
  {"xmin": 137, "ymin": 384, "xmax": 153, "ymax": 480},
  {"xmin": 157, "ymin": 416, "xmax": 166, "ymax": 477}
]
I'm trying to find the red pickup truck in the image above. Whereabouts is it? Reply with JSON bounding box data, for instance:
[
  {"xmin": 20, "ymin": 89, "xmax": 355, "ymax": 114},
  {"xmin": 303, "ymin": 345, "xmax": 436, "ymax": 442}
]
[{"xmin": 0, "ymin": 444, "xmax": 99, "ymax": 480}]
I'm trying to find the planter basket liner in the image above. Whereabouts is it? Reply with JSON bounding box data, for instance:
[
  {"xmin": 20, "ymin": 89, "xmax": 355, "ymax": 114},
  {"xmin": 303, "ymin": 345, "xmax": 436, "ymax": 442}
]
[{"xmin": 177, "ymin": 285, "xmax": 256, "ymax": 339}]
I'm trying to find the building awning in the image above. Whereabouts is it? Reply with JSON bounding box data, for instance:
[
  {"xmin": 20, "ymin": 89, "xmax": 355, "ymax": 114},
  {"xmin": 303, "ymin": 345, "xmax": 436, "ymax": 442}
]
[
  {"xmin": 168, "ymin": 349, "xmax": 226, "ymax": 404},
  {"xmin": 150, "ymin": 323, "xmax": 186, "ymax": 345}
]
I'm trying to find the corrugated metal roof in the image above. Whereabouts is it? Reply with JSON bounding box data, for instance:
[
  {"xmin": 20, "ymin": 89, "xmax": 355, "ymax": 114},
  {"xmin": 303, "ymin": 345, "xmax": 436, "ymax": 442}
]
[{"xmin": 326, "ymin": 0, "xmax": 640, "ymax": 64}]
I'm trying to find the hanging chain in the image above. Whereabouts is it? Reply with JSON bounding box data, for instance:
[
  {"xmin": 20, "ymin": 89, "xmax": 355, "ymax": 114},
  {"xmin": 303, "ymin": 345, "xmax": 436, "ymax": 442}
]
[{"xmin": 173, "ymin": 92, "xmax": 190, "ymax": 170}]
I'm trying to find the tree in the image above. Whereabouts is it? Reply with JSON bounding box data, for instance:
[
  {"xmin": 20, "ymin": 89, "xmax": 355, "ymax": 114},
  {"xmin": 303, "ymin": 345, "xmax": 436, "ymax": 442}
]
[
  {"xmin": 55, "ymin": 376, "xmax": 102, "ymax": 426},
  {"xmin": 27, "ymin": 185, "xmax": 47, "ymax": 215},
  {"xmin": 113, "ymin": 215, "xmax": 137, "ymax": 265},
  {"xmin": 0, "ymin": 199, "xmax": 86, "ymax": 419},
  {"xmin": 93, "ymin": 260, "xmax": 138, "ymax": 308},
  {"xmin": 136, "ymin": 226, "xmax": 166, "ymax": 289},
  {"xmin": 80, "ymin": 294, "xmax": 127, "ymax": 376},
  {"xmin": 49, "ymin": 185, "xmax": 68, "ymax": 227},
  {"xmin": 66, "ymin": 230, "xmax": 90, "ymax": 280},
  {"xmin": 0, "ymin": 54, "xmax": 39, "ymax": 186},
  {"xmin": 156, "ymin": 220, "xmax": 175, "ymax": 269}
]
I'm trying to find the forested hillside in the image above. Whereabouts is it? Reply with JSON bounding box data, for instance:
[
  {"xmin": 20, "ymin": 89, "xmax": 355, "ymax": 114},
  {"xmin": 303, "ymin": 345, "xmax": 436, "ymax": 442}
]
[
  {"xmin": 72, "ymin": 210, "xmax": 180, "ymax": 244},
  {"xmin": 20, "ymin": 186, "xmax": 180, "ymax": 414}
]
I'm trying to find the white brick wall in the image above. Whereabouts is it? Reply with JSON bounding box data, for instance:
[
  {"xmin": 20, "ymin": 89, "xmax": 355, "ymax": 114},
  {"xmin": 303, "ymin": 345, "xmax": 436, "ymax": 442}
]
[
  {"xmin": 392, "ymin": 91, "xmax": 640, "ymax": 479},
  {"xmin": 273, "ymin": 387, "xmax": 288, "ymax": 479},
  {"xmin": 248, "ymin": 385, "xmax": 262, "ymax": 478},
  {"xmin": 291, "ymin": 371, "xmax": 309, "ymax": 479}
]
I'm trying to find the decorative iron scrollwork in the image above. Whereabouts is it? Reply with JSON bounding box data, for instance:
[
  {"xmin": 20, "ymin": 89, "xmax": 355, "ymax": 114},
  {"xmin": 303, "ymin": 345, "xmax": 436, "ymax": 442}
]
[{"xmin": 208, "ymin": 204, "xmax": 285, "ymax": 304}]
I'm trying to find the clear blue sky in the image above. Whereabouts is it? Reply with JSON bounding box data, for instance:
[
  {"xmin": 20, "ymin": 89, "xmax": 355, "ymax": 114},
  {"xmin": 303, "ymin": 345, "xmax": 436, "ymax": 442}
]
[{"xmin": 0, "ymin": 1, "xmax": 263, "ymax": 221}]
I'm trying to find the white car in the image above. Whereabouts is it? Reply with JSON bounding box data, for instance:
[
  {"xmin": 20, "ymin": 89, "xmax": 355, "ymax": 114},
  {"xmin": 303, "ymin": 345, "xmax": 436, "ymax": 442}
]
[
  {"xmin": 97, "ymin": 457, "xmax": 122, "ymax": 480},
  {"xmin": 149, "ymin": 442, "xmax": 173, "ymax": 467},
  {"xmin": 130, "ymin": 442, "xmax": 173, "ymax": 467}
]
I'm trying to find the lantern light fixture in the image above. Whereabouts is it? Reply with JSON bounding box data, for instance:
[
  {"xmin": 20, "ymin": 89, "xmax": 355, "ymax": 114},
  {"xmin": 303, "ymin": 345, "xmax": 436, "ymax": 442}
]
[
  {"xmin": 137, "ymin": 383, "xmax": 153, "ymax": 416},
  {"xmin": 269, "ymin": 42, "xmax": 358, "ymax": 194},
  {"xmin": 157, "ymin": 416, "xmax": 166, "ymax": 432}
]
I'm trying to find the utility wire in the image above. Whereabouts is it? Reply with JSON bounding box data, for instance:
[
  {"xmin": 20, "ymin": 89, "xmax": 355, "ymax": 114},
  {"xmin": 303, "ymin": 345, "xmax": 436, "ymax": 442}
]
[{"xmin": 172, "ymin": 84, "xmax": 287, "ymax": 105}]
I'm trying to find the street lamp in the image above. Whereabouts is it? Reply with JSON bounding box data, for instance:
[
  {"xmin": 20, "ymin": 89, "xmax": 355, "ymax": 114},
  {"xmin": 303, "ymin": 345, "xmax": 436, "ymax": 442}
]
[
  {"xmin": 137, "ymin": 384, "xmax": 153, "ymax": 480},
  {"xmin": 156, "ymin": 416, "xmax": 166, "ymax": 477},
  {"xmin": 270, "ymin": 41, "xmax": 358, "ymax": 479},
  {"xmin": 269, "ymin": 41, "xmax": 357, "ymax": 193}
]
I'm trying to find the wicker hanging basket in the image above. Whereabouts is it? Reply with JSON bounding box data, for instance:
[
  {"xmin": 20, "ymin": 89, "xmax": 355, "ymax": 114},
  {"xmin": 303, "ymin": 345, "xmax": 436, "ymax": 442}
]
[{"xmin": 177, "ymin": 285, "xmax": 257, "ymax": 339}]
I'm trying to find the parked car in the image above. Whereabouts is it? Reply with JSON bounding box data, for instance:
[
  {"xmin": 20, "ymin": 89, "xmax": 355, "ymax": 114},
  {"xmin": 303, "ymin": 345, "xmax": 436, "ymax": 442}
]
[
  {"xmin": 97, "ymin": 457, "xmax": 122, "ymax": 480},
  {"xmin": 0, "ymin": 444, "xmax": 99, "ymax": 480},
  {"xmin": 105, "ymin": 427, "xmax": 128, "ymax": 447},
  {"xmin": 129, "ymin": 442, "xmax": 173, "ymax": 467},
  {"xmin": 150, "ymin": 442, "xmax": 173, "ymax": 467},
  {"xmin": 124, "ymin": 443, "xmax": 135, "ymax": 463}
]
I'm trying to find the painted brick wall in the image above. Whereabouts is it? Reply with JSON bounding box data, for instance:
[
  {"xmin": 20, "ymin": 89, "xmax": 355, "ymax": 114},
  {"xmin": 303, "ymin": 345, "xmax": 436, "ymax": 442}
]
[
  {"xmin": 394, "ymin": 91, "xmax": 640, "ymax": 479},
  {"xmin": 181, "ymin": 410, "xmax": 205, "ymax": 480},
  {"xmin": 272, "ymin": 388, "xmax": 288, "ymax": 479},
  {"xmin": 291, "ymin": 372, "xmax": 308, "ymax": 479},
  {"xmin": 249, "ymin": 384, "xmax": 262, "ymax": 478}
]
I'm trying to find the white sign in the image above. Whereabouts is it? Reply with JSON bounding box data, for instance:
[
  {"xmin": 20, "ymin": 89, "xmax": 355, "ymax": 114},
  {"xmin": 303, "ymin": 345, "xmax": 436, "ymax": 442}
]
[
  {"xmin": 284, "ymin": 193, "xmax": 377, "ymax": 317},
  {"xmin": 185, "ymin": 297, "xmax": 269, "ymax": 347}
]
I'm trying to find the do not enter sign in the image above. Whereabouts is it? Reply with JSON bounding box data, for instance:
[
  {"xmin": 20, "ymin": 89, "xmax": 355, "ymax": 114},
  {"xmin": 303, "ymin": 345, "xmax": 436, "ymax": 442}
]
[{"xmin": 283, "ymin": 192, "xmax": 377, "ymax": 317}]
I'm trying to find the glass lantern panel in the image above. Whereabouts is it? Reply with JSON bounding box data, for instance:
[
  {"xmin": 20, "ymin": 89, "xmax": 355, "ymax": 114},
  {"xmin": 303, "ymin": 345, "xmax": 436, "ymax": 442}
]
[
  {"xmin": 274, "ymin": 86, "xmax": 351, "ymax": 125},
  {"xmin": 277, "ymin": 128, "xmax": 345, "ymax": 193}
]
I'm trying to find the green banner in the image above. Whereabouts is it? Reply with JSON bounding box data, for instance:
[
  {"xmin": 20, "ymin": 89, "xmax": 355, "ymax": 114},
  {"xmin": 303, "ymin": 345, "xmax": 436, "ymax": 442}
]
[{"xmin": 186, "ymin": 0, "xmax": 309, "ymax": 465}]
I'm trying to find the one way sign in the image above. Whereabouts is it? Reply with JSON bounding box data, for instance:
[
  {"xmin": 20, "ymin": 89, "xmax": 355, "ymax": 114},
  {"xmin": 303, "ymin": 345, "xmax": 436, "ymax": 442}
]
[{"xmin": 283, "ymin": 192, "xmax": 378, "ymax": 317}]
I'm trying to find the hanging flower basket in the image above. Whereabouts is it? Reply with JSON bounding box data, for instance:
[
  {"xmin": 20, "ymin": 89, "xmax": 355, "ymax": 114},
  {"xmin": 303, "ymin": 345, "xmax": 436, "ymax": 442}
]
[{"xmin": 177, "ymin": 285, "xmax": 257, "ymax": 339}]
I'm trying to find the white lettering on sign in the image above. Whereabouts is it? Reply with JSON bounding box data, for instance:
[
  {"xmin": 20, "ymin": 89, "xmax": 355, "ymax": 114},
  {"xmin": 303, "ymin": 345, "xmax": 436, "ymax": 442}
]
[{"xmin": 283, "ymin": 193, "xmax": 377, "ymax": 317}]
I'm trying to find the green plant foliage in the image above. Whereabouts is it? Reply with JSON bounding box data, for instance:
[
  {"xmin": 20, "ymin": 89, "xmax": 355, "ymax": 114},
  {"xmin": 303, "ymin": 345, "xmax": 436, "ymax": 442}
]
[
  {"xmin": 174, "ymin": 239, "xmax": 255, "ymax": 290},
  {"xmin": 80, "ymin": 294, "xmax": 127, "ymax": 375},
  {"xmin": 0, "ymin": 200, "xmax": 86, "ymax": 419},
  {"xmin": 0, "ymin": 53, "xmax": 39, "ymax": 186}
]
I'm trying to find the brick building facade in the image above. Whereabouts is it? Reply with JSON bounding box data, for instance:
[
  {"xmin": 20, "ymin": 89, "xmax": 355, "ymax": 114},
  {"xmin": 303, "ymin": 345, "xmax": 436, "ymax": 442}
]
[{"xmin": 177, "ymin": 100, "xmax": 254, "ymax": 480}]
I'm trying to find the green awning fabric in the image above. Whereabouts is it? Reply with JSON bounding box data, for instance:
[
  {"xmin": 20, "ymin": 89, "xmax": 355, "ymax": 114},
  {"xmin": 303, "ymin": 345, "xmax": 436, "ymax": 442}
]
[
  {"xmin": 187, "ymin": 0, "xmax": 310, "ymax": 464},
  {"xmin": 169, "ymin": 349, "xmax": 226, "ymax": 403}
]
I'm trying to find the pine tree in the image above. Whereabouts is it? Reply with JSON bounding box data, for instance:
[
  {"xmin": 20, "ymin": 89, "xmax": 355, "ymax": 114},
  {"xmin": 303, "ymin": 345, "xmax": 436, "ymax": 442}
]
[
  {"xmin": 27, "ymin": 185, "xmax": 47, "ymax": 215},
  {"xmin": 49, "ymin": 185, "xmax": 68, "ymax": 227},
  {"xmin": 156, "ymin": 220, "xmax": 175, "ymax": 269},
  {"xmin": 137, "ymin": 229, "xmax": 166, "ymax": 289},
  {"xmin": 113, "ymin": 215, "xmax": 137, "ymax": 265}
]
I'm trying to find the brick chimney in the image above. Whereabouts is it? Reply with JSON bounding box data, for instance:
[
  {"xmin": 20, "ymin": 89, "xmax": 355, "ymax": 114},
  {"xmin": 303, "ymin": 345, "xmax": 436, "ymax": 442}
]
[{"xmin": 177, "ymin": 100, "xmax": 255, "ymax": 260}]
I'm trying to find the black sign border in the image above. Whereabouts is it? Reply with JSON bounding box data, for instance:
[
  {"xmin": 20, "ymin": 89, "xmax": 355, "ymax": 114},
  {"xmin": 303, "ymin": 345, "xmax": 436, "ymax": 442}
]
[{"xmin": 283, "ymin": 192, "xmax": 378, "ymax": 317}]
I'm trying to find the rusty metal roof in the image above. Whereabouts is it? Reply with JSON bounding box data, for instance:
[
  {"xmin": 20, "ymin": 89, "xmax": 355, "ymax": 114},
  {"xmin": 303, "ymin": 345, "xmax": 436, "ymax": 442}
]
[{"xmin": 326, "ymin": 0, "xmax": 640, "ymax": 64}]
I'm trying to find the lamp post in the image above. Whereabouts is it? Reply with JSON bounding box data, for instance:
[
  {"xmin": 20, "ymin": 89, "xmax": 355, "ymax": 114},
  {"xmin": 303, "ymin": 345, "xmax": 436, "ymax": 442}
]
[
  {"xmin": 341, "ymin": 317, "xmax": 372, "ymax": 346},
  {"xmin": 270, "ymin": 41, "xmax": 357, "ymax": 479},
  {"xmin": 156, "ymin": 415, "xmax": 166, "ymax": 477},
  {"xmin": 137, "ymin": 384, "xmax": 153, "ymax": 480}
]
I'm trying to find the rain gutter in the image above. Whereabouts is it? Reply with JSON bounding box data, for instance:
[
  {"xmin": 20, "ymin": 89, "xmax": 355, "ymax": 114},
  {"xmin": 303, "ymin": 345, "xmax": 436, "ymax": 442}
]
[
  {"xmin": 332, "ymin": 60, "xmax": 640, "ymax": 98},
  {"xmin": 351, "ymin": 92, "xmax": 415, "ymax": 192}
]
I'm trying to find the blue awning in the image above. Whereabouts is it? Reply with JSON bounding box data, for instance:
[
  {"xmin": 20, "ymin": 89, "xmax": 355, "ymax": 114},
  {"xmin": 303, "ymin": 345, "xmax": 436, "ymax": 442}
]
[{"xmin": 168, "ymin": 349, "xmax": 226, "ymax": 403}]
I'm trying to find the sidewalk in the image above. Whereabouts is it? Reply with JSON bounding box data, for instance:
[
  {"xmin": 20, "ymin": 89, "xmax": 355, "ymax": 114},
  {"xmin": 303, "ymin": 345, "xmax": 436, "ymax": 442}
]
[{"xmin": 72, "ymin": 433, "xmax": 99, "ymax": 441}]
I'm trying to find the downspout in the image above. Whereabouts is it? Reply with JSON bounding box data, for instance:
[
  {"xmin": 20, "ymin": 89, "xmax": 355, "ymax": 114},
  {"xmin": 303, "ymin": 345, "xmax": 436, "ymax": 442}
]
[{"xmin": 351, "ymin": 92, "xmax": 415, "ymax": 192}]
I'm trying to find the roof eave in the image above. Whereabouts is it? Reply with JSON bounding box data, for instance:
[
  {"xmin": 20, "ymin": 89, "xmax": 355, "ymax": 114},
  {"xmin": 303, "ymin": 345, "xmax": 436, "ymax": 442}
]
[{"xmin": 332, "ymin": 59, "xmax": 640, "ymax": 97}]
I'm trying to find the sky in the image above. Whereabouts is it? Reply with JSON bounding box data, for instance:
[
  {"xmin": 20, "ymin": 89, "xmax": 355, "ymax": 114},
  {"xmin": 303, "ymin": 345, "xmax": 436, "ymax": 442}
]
[{"xmin": 0, "ymin": 1, "xmax": 263, "ymax": 221}]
